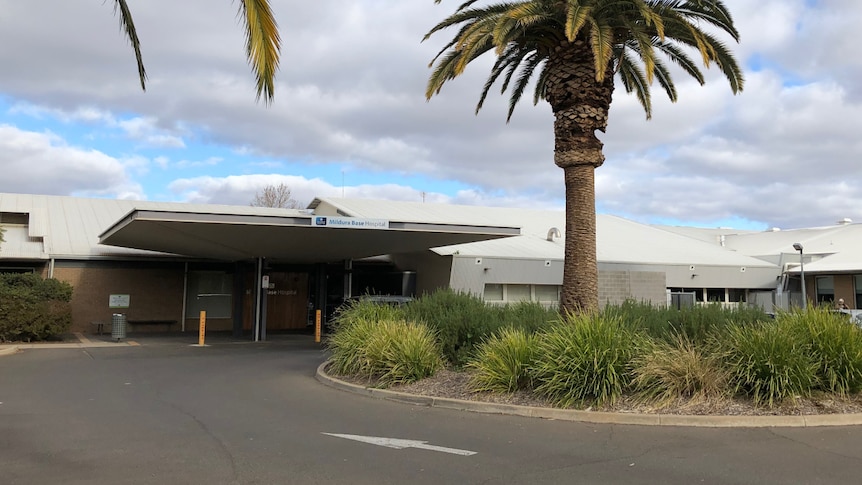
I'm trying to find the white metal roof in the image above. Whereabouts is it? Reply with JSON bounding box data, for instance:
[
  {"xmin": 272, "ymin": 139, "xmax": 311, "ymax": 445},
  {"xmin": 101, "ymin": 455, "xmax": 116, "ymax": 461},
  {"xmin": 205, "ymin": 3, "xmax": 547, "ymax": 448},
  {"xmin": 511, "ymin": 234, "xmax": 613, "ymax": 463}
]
[
  {"xmin": 0, "ymin": 193, "xmax": 518, "ymax": 262},
  {"xmin": 0, "ymin": 193, "xmax": 309, "ymax": 259},
  {"xmin": 313, "ymin": 198, "xmax": 776, "ymax": 268}
]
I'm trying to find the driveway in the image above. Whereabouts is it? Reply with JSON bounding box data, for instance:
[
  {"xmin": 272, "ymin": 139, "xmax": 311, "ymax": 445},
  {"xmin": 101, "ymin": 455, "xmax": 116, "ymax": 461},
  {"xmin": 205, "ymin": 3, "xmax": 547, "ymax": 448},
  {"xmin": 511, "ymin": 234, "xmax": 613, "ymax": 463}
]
[{"xmin": 2, "ymin": 335, "xmax": 862, "ymax": 484}]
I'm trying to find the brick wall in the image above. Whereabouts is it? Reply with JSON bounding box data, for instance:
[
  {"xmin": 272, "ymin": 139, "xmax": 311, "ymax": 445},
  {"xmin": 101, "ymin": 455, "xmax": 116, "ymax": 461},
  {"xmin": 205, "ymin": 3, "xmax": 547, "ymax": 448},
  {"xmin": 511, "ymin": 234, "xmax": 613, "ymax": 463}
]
[{"xmin": 52, "ymin": 262, "xmax": 186, "ymax": 333}]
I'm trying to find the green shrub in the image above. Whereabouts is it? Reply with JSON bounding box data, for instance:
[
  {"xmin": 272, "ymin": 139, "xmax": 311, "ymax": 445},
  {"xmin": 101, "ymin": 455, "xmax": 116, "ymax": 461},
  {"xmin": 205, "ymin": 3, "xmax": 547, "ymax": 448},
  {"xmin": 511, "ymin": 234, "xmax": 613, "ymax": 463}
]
[
  {"xmin": 329, "ymin": 297, "xmax": 405, "ymax": 332},
  {"xmin": 631, "ymin": 333, "xmax": 730, "ymax": 408},
  {"xmin": 780, "ymin": 308, "xmax": 862, "ymax": 396},
  {"xmin": 721, "ymin": 321, "xmax": 818, "ymax": 407},
  {"xmin": 326, "ymin": 316, "xmax": 442, "ymax": 386},
  {"xmin": 468, "ymin": 327, "xmax": 536, "ymax": 393},
  {"xmin": 604, "ymin": 300, "xmax": 769, "ymax": 344},
  {"xmin": 531, "ymin": 313, "xmax": 638, "ymax": 408},
  {"xmin": 402, "ymin": 290, "xmax": 500, "ymax": 366},
  {"xmin": 0, "ymin": 273, "xmax": 73, "ymax": 342},
  {"xmin": 376, "ymin": 321, "xmax": 443, "ymax": 385},
  {"xmin": 403, "ymin": 289, "xmax": 556, "ymax": 367},
  {"xmin": 325, "ymin": 313, "xmax": 379, "ymax": 376}
]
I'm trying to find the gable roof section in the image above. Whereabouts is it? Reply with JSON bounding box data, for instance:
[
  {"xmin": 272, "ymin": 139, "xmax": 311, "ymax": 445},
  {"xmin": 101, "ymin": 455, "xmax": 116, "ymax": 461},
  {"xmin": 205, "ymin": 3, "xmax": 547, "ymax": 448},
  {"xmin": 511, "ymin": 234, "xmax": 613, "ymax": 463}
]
[{"xmin": 312, "ymin": 198, "xmax": 776, "ymax": 268}]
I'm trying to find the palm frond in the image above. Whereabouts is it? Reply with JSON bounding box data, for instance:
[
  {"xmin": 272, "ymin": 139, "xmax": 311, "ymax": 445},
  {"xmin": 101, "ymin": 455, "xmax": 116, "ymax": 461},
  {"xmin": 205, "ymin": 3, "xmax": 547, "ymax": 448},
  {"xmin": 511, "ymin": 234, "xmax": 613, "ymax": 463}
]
[
  {"xmin": 507, "ymin": 52, "xmax": 543, "ymax": 121},
  {"xmin": 565, "ymin": 1, "xmax": 593, "ymax": 41},
  {"xmin": 587, "ymin": 18, "xmax": 615, "ymax": 81},
  {"xmin": 112, "ymin": 0, "xmax": 146, "ymax": 90},
  {"xmin": 617, "ymin": 51, "xmax": 652, "ymax": 118},
  {"xmin": 238, "ymin": 0, "xmax": 281, "ymax": 104}
]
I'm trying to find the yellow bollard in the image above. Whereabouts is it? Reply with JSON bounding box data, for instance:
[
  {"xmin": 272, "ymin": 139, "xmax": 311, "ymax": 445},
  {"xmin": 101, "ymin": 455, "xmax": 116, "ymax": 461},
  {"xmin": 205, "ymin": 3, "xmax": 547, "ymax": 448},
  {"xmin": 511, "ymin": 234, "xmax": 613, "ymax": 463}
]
[
  {"xmin": 315, "ymin": 310, "xmax": 321, "ymax": 343},
  {"xmin": 199, "ymin": 310, "xmax": 206, "ymax": 346}
]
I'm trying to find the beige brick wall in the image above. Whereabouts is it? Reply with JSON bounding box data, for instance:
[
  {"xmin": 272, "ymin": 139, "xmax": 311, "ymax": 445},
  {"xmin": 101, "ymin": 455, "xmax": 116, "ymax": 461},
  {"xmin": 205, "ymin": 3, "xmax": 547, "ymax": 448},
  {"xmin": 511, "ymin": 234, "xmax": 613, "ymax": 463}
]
[
  {"xmin": 52, "ymin": 263, "xmax": 186, "ymax": 333},
  {"xmin": 598, "ymin": 270, "xmax": 667, "ymax": 307}
]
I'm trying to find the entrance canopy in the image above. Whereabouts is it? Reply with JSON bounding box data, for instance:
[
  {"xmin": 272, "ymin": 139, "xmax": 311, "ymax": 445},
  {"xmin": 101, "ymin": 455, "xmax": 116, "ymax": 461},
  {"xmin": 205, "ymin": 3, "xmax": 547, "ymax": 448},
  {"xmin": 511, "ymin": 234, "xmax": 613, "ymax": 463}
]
[{"xmin": 99, "ymin": 209, "xmax": 520, "ymax": 262}]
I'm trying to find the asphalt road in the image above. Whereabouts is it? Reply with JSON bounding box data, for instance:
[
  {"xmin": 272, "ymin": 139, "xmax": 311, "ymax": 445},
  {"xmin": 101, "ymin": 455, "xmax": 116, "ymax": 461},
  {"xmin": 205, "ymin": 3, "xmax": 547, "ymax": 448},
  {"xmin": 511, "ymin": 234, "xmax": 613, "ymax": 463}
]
[{"xmin": 2, "ymin": 336, "xmax": 862, "ymax": 485}]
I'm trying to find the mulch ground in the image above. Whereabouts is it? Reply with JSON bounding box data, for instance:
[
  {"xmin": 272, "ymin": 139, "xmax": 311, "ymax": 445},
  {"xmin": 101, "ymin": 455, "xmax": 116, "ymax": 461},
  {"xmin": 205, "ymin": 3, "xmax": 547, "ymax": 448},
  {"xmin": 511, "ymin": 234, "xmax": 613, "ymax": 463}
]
[{"xmin": 332, "ymin": 367, "xmax": 862, "ymax": 416}]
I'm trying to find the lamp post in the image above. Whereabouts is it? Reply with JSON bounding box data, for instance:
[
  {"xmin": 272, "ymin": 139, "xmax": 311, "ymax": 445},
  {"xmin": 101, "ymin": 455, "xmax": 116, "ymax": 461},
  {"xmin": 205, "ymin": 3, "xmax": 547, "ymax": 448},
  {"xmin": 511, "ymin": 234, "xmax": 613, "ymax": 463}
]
[{"xmin": 793, "ymin": 242, "xmax": 806, "ymax": 309}]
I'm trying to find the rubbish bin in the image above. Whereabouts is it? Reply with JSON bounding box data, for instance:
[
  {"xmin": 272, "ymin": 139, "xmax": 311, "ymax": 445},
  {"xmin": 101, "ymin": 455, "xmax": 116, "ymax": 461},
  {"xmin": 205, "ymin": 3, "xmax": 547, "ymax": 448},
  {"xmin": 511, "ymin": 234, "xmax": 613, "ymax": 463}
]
[{"xmin": 111, "ymin": 313, "xmax": 127, "ymax": 341}]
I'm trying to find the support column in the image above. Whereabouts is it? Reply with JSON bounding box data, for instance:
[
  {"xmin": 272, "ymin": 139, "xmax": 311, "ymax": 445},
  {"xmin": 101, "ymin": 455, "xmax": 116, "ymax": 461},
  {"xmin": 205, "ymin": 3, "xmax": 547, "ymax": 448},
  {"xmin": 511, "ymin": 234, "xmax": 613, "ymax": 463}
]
[
  {"xmin": 315, "ymin": 263, "xmax": 327, "ymax": 323},
  {"xmin": 232, "ymin": 262, "xmax": 244, "ymax": 338},
  {"xmin": 254, "ymin": 257, "xmax": 263, "ymax": 342},
  {"xmin": 343, "ymin": 259, "xmax": 353, "ymax": 300}
]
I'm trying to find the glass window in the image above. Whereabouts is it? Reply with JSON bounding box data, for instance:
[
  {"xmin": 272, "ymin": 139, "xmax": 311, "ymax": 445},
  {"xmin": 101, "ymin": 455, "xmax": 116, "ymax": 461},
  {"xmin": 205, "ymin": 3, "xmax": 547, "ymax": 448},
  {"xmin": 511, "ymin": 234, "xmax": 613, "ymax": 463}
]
[
  {"xmin": 483, "ymin": 283, "xmax": 503, "ymax": 301},
  {"xmin": 186, "ymin": 271, "xmax": 233, "ymax": 318},
  {"xmin": 816, "ymin": 276, "xmax": 834, "ymax": 304},
  {"xmin": 534, "ymin": 285, "xmax": 560, "ymax": 302},
  {"xmin": 728, "ymin": 289, "xmax": 746, "ymax": 303},
  {"xmin": 706, "ymin": 288, "xmax": 725, "ymax": 303},
  {"xmin": 855, "ymin": 275, "xmax": 862, "ymax": 309},
  {"xmin": 507, "ymin": 284, "xmax": 531, "ymax": 302}
]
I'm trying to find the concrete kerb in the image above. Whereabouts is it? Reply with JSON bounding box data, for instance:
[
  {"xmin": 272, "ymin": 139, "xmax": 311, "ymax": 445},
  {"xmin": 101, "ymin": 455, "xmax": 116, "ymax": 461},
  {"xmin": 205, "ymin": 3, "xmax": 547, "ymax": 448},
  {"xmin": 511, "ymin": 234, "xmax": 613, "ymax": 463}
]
[
  {"xmin": 315, "ymin": 361, "xmax": 862, "ymax": 428},
  {"xmin": 0, "ymin": 345, "xmax": 19, "ymax": 356}
]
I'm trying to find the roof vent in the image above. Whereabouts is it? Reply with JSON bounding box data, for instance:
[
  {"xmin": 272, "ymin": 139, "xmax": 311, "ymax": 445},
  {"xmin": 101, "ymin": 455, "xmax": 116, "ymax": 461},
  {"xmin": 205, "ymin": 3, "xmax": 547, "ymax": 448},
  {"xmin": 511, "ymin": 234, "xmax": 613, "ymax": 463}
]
[
  {"xmin": 546, "ymin": 227, "xmax": 561, "ymax": 241},
  {"xmin": 838, "ymin": 218, "xmax": 853, "ymax": 225}
]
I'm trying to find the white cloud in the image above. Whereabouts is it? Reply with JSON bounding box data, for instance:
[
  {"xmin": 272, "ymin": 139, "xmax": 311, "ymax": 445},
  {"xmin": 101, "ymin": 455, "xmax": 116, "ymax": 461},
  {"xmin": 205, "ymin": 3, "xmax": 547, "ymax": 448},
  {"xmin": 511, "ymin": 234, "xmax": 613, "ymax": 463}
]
[
  {"xmin": 0, "ymin": 124, "xmax": 138, "ymax": 197},
  {"xmin": 1, "ymin": 0, "xmax": 861, "ymax": 230}
]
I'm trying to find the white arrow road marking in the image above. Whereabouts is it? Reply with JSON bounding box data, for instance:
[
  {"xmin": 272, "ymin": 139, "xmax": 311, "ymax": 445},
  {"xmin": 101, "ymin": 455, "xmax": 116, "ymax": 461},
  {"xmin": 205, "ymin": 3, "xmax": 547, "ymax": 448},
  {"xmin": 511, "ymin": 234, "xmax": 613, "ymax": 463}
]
[{"xmin": 322, "ymin": 433, "xmax": 477, "ymax": 456}]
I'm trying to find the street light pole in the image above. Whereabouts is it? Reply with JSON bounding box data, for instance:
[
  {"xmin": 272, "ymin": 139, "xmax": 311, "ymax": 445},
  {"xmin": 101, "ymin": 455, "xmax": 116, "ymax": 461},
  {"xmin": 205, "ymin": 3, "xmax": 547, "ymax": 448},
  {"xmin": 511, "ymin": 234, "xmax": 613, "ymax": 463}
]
[{"xmin": 793, "ymin": 243, "xmax": 806, "ymax": 310}]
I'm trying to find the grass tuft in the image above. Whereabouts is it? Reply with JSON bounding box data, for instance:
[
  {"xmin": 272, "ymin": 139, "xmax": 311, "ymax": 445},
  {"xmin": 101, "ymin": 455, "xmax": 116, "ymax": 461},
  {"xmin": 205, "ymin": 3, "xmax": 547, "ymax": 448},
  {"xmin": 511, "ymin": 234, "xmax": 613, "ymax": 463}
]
[
  {"xmin": 631, "ymin": 333, "xmax": 730, "ymax": 408},
  {"xmin": 721, "ymin": 320, "xmax": 818, "ymax": 407},
  {"xmin": 467, "ymin": 327, "xmax": 536, "ymax": 393},
  {"xmin": 531, "ymin": 312, "xmax": 637, "ymax": 408}
]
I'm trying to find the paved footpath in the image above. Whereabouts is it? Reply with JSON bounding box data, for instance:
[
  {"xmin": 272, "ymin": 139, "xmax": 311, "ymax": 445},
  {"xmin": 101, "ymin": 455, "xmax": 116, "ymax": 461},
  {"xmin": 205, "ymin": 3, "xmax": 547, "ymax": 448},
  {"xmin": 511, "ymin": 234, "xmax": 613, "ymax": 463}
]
[{"xmin": 3, "ymin": 336, "xmax": 862, "ymax": 484}]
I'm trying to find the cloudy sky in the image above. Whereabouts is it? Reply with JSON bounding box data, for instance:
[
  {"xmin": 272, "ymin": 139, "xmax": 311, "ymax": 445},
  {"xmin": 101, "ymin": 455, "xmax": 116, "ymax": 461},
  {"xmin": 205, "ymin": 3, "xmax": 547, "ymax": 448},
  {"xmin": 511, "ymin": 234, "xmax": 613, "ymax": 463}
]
[{"xmin": 0, "ymin": 0, "xmax": 859, "ymax": 230}]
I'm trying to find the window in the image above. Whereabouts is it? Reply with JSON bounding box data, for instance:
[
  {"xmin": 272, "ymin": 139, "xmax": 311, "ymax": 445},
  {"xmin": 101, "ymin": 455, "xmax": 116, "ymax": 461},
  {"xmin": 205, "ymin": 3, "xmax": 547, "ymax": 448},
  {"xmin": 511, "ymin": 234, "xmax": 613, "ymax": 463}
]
[
  {"xmin": 706, "ymin": 288, "xmax": 725, "ymax": 303},
  {"xmin": 534, "ymin": 285, "xmax": 560, "ymax": 303},
  {"xmin": 482, "ymin": 284, "xmax": 561, "ymax": 304},
  {"xmin": 483, "ymin": 283, "xmax": 503, "ymax": 301},
  {"xmin": 0, "ymin": 212, "xmax": 28, "ymax": 225},
  {"xmin": 186, "ymin": 271, "xmax": 233, "ymax": 318},
  {"xmin": 507, "ymin": 284, "xmax": 531, "ymax": 302},
  {"xmin": 816, "ymin": 276, "xmax": 834, "ymax": 304},
  {"xmin": 855, "ymin": 275, "xmax": 862, "ymax": 309},
  {"xmin": 681, "ymin": 288, "xmax": 705, "ymax": 302},
  {"xmin": 728, "ymin": 289, "xmax": 746, "ymax": 303}
]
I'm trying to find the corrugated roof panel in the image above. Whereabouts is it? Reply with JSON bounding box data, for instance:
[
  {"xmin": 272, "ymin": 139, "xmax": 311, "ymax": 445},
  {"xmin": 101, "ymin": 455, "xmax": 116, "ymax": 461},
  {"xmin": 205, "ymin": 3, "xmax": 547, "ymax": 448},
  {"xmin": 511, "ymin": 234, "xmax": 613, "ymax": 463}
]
[{"xmin": 0, "ymin": 225, "xmax": 46, "ymax": 259}]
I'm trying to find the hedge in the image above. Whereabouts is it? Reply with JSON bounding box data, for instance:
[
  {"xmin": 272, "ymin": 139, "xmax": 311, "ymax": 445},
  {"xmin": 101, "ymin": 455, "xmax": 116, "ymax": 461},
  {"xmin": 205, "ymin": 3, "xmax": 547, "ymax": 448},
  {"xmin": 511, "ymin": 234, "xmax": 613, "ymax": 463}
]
[{"xmin": 0, "ymin": 273, "xmax": 73, "ymax": 342}]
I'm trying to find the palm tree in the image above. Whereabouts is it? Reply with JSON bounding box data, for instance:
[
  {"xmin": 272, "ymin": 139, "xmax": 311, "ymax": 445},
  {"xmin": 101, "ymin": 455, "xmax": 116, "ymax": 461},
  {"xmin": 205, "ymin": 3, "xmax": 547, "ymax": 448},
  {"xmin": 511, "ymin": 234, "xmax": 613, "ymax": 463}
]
[
  {"xmin": 111, "ymin": 0, "xmax": 280, "ymax": 103},
  {"xmin": 424, "ymin": 0, "xmax": 743, "ymax": 313}
]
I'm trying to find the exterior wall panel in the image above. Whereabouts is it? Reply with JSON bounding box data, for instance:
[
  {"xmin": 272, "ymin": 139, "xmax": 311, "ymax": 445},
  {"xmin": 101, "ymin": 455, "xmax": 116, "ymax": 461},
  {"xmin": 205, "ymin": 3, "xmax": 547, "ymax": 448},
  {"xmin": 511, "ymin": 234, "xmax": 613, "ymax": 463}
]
[
  {"xmin": 390, "ymin": 252, "xmax": 452, "ymax": 296},
  {"xmin": 52, "ymin": 262, "xmax": 186, "ymax": 333}
]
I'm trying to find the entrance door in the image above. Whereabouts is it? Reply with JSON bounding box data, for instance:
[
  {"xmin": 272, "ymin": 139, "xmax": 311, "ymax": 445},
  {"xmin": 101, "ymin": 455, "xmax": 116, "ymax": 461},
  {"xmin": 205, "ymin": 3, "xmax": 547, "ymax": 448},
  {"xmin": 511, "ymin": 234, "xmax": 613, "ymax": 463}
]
[{"xmin": 243, "ymin": 272, "xmax": 310, "ymax": 331}]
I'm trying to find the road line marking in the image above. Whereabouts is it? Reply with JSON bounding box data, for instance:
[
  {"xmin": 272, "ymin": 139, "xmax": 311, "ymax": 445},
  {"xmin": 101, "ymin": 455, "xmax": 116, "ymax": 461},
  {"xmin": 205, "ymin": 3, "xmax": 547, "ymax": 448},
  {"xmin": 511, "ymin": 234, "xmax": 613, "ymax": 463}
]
[{"xmin": 322, "ymin": 433, "xmax": 477, "ymax": 456}]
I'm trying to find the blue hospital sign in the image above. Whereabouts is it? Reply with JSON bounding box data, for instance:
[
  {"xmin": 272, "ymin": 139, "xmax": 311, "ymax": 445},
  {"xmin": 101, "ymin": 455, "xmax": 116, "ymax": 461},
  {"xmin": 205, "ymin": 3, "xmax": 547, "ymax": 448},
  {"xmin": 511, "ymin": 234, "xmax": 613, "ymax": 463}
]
[{"xmin": 312, "ymin": 216, "xmax": 389, "ymax": 229}]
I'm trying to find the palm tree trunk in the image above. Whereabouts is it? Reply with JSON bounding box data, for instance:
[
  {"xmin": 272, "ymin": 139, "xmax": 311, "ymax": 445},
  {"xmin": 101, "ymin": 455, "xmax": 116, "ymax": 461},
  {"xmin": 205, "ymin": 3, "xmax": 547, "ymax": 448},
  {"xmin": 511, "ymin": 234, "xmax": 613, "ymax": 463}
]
[
  {"xmin": 545, "ymin": 39, "xmax": 614, "ymax": 314},
  {"xmin": 561, "ymin": 164, "xmax": 598, "ymax": 312}
]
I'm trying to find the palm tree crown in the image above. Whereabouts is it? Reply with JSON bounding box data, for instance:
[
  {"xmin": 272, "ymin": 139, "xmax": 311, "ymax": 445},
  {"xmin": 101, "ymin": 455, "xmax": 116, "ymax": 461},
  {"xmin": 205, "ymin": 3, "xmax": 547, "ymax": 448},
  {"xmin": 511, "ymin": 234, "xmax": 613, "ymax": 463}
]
[
  {"xmin": 425, "ymin": 0, "xmax": 743, "ymax": 312},
  {"xmin": 426, "ymin": 0, "xmax": 743, "ymax": 119}
]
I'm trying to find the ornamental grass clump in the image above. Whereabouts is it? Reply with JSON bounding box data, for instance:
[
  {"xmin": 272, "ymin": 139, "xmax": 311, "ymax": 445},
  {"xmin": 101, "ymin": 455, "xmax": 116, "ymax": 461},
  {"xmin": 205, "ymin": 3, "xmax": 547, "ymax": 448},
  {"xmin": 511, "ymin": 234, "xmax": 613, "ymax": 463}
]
[
  {"xmin": 631, "ymin": 333, "xmax": 730, "ymax": 408},
  {"xmin": 326, "ymin": 316, "xmax": 442, "ymax": 386},
  {"xmin": 325, "ymin": 314, "xmax": 379, "ymax": 376},
  {"xmin": 531, "ymin": 313, "xmax": 638, "ymax": 408},
  {"xmin": 780, "ymin": 307, "xmax": 862, "ymax": 396},
  {"xmin": 721, "ymin": 321, "xmax": 818, "ymax": 407},
  {"xmin": 468, "ymin": 327, "xmax": 537, "ymax": 393}
]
